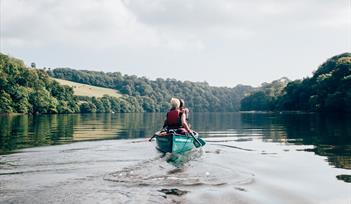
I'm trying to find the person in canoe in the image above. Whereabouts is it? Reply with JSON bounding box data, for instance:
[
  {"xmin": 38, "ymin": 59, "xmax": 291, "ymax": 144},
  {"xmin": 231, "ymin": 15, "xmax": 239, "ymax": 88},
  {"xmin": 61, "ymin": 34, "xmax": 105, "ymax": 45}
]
[
  {"xmin": 163, "ymin": 98, "xmax": 193, "ymax": 135},
  {"xmin": 179, "ymin": 99, "xmax": 190, "ymax": 127}
]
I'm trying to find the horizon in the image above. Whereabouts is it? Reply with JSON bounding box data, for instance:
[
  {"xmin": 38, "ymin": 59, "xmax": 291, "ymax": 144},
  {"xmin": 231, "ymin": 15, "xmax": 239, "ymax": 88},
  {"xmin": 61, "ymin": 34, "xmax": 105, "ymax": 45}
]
[
  {"xmin": 1, "ymin": 51, "xmax": 295, "ymax": 88},
  {"xmin": 3, "ymin": 51, "xmax": 348, "ymax": 89},
  {"xmin": 1, "ymin": 0, "xmax": 350, "ymax": 87}
]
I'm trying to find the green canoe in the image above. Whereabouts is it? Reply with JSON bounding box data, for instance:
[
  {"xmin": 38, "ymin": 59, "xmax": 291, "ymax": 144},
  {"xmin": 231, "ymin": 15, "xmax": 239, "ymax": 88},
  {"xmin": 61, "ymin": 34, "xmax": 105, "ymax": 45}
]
[{"xmin": 154, "ymin": 131, "xmax": 205, "ymax": 154}]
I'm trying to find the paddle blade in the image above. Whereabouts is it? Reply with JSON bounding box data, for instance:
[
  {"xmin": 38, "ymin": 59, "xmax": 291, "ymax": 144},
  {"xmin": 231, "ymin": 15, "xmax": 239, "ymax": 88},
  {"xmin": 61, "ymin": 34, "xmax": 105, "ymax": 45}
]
[
  {"xmin": 193, "ymin": 140, "xmax": 201, "ymax": 148},
  {"xmin": 198, "ymin": 138, "xmax": 206, "ymax": 146},
  {"xmin": 193, "ymin": 137, "xmax": 205, "ymax": 148}
]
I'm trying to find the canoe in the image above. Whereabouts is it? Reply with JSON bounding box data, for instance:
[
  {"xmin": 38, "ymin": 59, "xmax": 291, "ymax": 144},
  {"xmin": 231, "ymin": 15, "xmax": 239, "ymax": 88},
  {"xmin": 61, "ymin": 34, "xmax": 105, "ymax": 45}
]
[{"xmin": 154, "ymin": 131, "xmax": 204, "ymax": 154}]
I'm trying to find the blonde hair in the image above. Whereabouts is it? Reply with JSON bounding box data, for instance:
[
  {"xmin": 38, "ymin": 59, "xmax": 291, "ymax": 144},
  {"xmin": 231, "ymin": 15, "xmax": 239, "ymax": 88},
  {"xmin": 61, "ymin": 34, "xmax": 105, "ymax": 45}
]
[{"xmin": 170, "ymin": 98, "xmax": 180, "ymax": 108}]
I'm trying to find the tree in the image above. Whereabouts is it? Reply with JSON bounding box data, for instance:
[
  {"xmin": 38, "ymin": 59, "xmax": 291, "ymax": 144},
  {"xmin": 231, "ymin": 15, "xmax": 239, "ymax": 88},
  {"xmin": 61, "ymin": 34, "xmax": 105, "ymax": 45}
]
[
  {"xmin": 92, "ymin": 97, "xmax": 105, "ymax": 113},
  {"xmin": 242, "ymin": 53, "xmax": 351, "ymax": 112},
  {"xmin": 0, "ymin": 53, "xmax": 81, "ymax": 114},
  {"xmin": 0, "ymin": 91, "xmax": 13, "ymax": 113},
  {"xmin": 48, "ymin": 67, "xmax": 255, "ymax": 112},
  {"xmin": 29, "ymin": 88, "xmax": 58, "ymax": 114},
  {"xmin": 101, "ymin": 96, "xmax": 112, "ymax": 113},
  {"xmin": 241, "ymin": 91, "xmax": 272, "ymax": 111},
  {"xmin": 80, "ymin": 102, "xmax": 96, "ymax": 113},
  {"xmin": 141, "ymin": 96, "xmax": 157, "ymax": 112},
  {"xmin": 110, "ymin": 97, "xmax": 121, "ymax": 112}
]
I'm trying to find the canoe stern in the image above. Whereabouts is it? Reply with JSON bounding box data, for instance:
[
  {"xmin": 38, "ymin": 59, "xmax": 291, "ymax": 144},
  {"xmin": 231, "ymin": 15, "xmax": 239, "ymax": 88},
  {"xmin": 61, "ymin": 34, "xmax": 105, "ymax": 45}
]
[{"xmin": 155, "ymin": 133, "xmax": 196, "ymax": 154}]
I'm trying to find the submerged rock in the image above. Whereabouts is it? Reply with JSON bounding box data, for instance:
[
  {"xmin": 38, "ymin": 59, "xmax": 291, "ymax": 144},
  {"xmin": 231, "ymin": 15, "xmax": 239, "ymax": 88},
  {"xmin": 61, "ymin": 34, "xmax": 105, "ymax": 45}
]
[
  {"xmin": 336, "ymin": 174, "xmax": 351, "ymax": 183},
  {"xmin": 159, "ymin": 188, "xmax": 188, "ymax": 196}
]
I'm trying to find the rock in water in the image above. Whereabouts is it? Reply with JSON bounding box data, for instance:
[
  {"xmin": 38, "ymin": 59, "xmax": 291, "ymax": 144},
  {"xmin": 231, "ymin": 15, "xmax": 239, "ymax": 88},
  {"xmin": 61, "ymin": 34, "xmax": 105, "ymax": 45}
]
[{"xmin": 158, "ymin": 188, "xmax": 189, "ymax": 196}]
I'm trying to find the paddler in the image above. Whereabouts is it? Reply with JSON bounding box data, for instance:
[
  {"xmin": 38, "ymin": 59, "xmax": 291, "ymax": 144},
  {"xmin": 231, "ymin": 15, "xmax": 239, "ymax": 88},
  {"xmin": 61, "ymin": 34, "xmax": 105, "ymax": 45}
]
[{"xmin": 163, "ymin": 98, "xmax": 193, "ymax": 135}]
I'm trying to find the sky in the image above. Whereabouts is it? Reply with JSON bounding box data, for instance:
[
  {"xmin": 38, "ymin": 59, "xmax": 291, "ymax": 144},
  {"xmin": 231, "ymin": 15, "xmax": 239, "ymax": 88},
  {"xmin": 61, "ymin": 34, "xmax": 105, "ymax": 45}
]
[{"xmin": 0, "ymin": 0, "xmax": 350, "ymax": 87}]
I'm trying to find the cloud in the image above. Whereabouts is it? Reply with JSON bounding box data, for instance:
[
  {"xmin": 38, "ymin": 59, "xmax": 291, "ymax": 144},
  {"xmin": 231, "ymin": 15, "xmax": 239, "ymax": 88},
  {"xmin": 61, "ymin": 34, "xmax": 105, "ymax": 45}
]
[
  {"xmin": 1, "ymin": 0, "xmax": 161, "ymax": 48},
  {"xmin": 2, "ymin": 0, "xmax": 348, "ymax": 50},
  {"xmin": 0, "ymin": 0, "xmax": 349, "ymax": 86}
]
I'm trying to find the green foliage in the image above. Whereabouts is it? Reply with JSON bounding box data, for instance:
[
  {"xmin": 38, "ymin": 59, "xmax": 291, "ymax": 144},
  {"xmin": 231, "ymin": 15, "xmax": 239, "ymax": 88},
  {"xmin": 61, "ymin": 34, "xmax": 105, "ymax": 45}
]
[
  {"xmin": 6, "ymin": 51, "xmax": 349, "ymax": 114},
  {"xmin": 79, "ymin": 102, "xmax": 96, "ymax": 113},
  {"xmin": 0, "ymin": 53, "xmax": 79, "ymax": 114},
  {"xmin": 0, "ymin": 91, "xmax": 13, "ymax": 113},
  {"xmin": 11, "ymin": 86, "xmax": 30, "ymax": 113},
  {"xmin": 110, "ymin": 97, "xmax": 121, "ymax": 112},
  {"xmin": 91, "ymin": 97, "xmax": 104, "ymax": 113},
  {"xmin": 240, "ymin": 53, "xmax": 351, "ymax": 112},
  {"xmin": 49, "ymin": 68, "xmax": 254, "ymax": 112},
  {"xmin": 241, "ymin": 91, "xmax": 273, "ymax": 111},
  {"xmin": 29, "ymin": 88, "xmax": 58, "ymax": 114},
  {"xmin": 57, "ymin": 101, "xmax": 71, "ymax": 113},
  {"xmin": 240, "ymin": 78, "xmax": 290, "ymax": 111},
  {"xmin": 101, "ymin": 96, "xmax": 112, "ymax": 113}
]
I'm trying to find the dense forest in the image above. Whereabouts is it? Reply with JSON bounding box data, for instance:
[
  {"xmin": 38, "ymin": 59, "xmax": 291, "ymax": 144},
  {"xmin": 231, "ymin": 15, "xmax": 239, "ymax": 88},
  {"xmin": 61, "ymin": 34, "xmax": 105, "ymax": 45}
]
[
  {"xmin": 0, "ymin": 53, "xmax": 253, "ymax": 114},
  {"xmin": 241, "ymin": 53, "xmax": 351, "ymax": 112},
  {"xmin": 0, "ymin": 53, "xmax": 146, "ymax": 114},
  {"xmin": 48, "ymin": 67, "xmax": 253, "ymax": 112},
  {"xmin": 240, "ymin": 77, "xmax": 290, "ymax": 111},
  {"xmin": 2, "ymin": 52, "xmax": 349, "ymax": 114},
  {"xmin": 0, "ymin": 53, "xmax": 79, "ymax": 114}
]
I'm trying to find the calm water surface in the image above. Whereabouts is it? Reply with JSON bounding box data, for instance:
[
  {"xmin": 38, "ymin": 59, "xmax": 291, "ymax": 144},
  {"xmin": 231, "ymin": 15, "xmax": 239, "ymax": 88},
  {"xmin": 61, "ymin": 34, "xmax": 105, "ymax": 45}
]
[{"xmin": 0, "ymin": 112, "xmax": 350, "ymax": 204}]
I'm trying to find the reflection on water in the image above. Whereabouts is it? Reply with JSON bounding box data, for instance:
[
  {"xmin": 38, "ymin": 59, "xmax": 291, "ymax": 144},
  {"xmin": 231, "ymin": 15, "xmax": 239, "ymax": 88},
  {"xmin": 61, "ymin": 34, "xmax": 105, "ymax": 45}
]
[
  {"xmin": 0, "ymin": 112, "xmax": 350, "ymax": 171},
  {"xmin": 240, "ymin": 113, "xmax": 351, "ymax": 170},
  {"xmin": 1, "ymin": 112, "xmax": 350, "ymax": 204},
  {"xmin": 0, "ymin": 113, "xmax": 163, "ymax": 154}
]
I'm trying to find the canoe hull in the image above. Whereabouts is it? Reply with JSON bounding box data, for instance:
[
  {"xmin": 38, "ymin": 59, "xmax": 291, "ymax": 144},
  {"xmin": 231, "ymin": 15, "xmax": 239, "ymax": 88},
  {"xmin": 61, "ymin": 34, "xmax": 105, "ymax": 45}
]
[{"xmin": 155, "ymin": 133, "xmax": 197, "ymax": 154}]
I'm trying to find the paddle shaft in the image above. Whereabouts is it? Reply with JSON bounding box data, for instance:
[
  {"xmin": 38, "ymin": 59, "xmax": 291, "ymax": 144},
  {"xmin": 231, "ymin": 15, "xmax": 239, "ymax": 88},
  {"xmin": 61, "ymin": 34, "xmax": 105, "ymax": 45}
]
[
  {"xmin": 149, "ymin": 128, "xmax": 166, "ymax": 141},
  {"xmin": 190, "ymin": 132, "xmax": 202, "ymax": 147},
  {"xmin": 148, "ymin": 135, "xmax": 156, "ymax": 142}
]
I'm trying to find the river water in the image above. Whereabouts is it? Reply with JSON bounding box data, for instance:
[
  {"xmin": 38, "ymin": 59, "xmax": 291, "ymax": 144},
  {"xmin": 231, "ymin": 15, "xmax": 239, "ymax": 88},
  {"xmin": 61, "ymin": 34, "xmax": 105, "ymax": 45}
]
[{"xmin": 0, "ymin": 112, "xmax": 350, "ymax": 204}]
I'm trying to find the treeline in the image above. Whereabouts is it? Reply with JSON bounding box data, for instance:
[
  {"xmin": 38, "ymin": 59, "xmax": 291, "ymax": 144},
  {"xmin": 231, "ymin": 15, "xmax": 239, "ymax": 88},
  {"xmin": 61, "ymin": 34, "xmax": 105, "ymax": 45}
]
[
  {"xmin": 241, "ymin": 77, "xmax": 290, "ymax": 111},
  {"xmin": 0, "ymin": 53, "xmax": 79, "ymax": 114},
  {"xmin": 48, "ymin": 67, "xmax": 253, "ymax": 112},
  {"xmin": 77, "ymin": 96, "xmax": 143, "ymax": 113},
  {"xmin": 240, "ymin": 53, "xmax": 351, "ymax": 112},
  {"xmin": 1, "ymin": 53, "xmax": 253, "ymax": 114},
  {"xmin": 0, "ymin": 53, "xmax": 143, "ymax": 114}
]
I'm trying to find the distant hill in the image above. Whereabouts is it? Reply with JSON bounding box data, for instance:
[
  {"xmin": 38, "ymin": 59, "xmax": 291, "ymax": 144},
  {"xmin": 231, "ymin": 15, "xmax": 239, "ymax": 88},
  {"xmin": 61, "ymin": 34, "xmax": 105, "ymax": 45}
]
[
  {"xmin": 53, "ymin": 78, "xmax": 122, "ymax": 98},
  {"xmin": 241, "ymin": 77, "xmax": 290, "ymax": 111},
  {"xmin": 3, "ymin": 52, "xmax": 349, "ymax": 114},
  {"xmin": 1, "ymin": 52, "xmax": 254, "ymax": 114},
  {"xmin": 0, "ymin": 53, "xmax": 144, "ymax": 114},
  {"xmin": 240, "ymin": 53, "xmax": 351, "ymax": 112},
  {"xmin": 0, "ymin": 53, "xmax": 80, "ymax": 114},
  {"xmin": 277, "ymin": 53, "xmax": 351, "ymax": 112},
  {"xmin": 48, "ymin": 68, "xmax": 254, "ymax": 112}
]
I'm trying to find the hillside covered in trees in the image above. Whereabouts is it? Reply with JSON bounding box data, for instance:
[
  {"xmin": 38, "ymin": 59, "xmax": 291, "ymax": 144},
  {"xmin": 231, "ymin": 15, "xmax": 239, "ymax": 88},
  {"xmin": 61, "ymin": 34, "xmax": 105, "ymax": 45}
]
[
  {"xmin": 4, "ymin": 52, "xmax": 349, "ymax": 114},
  {"xmin": 240, "ymin": 77, "xmax": 290, "ymax": 111},
  {"xmin": 48, "ymin": 67, "xmax": 253, "ymax": 112},
  {"xmin": 0, "ymin": 53, "xmax": 80, "ymax": 114},
  {"xmin": 0, "ymin": 53, "xmax": 153, "ymax": 114},
  {"xmin": 0, "ymin": 53, "xmax": 253, "ymax": 114},
  {"xmin": 240, "ymin": 53, "xmax": 351, "ymax": 112}
]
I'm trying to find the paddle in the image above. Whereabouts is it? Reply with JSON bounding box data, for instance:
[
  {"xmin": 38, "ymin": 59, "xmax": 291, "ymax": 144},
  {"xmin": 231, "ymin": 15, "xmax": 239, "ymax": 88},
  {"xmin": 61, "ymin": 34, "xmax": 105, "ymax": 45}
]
[
  {"xmin": 189, "ymin": 132, "xmax": 205, "ymax": 148},
  {"xmin": 148, "ymin": 129, "xmax": 162, "ymax": 142},
  {"xmin": 149, "ymin": 128, "xmax": 168, "ymax": 141},
  {"xmin": 148, "ymin": 134, "xmax": 157, "ymax": 142},
  {"xmin": 198, "ymin": 138, "xmax": 206, "ymax": 146}
]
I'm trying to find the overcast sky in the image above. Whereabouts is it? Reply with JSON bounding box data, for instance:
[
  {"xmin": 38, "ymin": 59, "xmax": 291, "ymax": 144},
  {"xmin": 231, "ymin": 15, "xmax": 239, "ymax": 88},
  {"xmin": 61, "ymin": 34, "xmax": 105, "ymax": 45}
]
[{"xmin": 1, "ymin": 0, "xmax": 350, "ymax": 87}]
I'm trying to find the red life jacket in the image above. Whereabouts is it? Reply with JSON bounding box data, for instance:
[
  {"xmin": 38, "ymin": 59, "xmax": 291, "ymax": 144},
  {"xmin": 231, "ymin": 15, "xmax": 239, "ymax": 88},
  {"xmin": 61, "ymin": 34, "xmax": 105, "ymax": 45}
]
[{"xmin": 166, "ymin": 109, "xmax": 181, "ymax": 129}]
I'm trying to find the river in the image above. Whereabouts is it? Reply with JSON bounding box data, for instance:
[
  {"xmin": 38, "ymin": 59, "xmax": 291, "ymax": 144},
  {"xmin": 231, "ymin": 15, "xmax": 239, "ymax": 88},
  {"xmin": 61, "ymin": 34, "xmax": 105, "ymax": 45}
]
[{"xmin": 0, "ymin": 112, "xmax": 350, "ymax": 204}]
